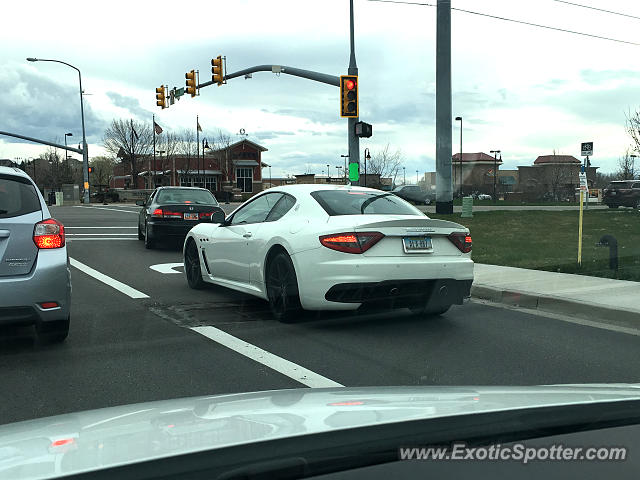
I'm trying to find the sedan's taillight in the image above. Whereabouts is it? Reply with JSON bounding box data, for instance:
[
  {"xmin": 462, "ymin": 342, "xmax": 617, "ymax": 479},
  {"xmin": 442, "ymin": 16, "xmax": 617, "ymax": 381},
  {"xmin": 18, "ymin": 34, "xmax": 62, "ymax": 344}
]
[
  {"xmin": 199, "ymin": 212, "xmax": 214, "ymax": 219},
  {"xmin": 33, "ymin": 218, "xmax": 65, "ymax": 249},
  {"xmin": 152, "ymin": 208, "xmax": 163, "ymax": 218},
  {"xmin": 319, "ymin": 232, "xmax": 384, "ymax": 254},
  {"xmin": 152, "ymin": 208, "xmax": 181, "ymax": 218},
  {"xmin": 448, "ymin": 232, "xmax": 472, "ymax": 253}
]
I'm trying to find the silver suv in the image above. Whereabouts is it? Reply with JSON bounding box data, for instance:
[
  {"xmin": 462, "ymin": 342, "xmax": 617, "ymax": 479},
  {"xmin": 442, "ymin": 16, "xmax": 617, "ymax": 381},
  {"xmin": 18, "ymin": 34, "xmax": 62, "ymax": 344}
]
[{"xmin": 0, "ymin": 166, "xmax": 71, "ymax": 343}]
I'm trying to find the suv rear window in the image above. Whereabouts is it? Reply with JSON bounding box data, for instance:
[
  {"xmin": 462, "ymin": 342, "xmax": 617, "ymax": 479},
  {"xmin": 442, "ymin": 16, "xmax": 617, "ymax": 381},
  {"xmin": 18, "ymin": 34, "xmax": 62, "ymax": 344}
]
[
  {"xmin": 0, "ymin": 175, "xmax": 41, "ymax": 219},
  {"xmin": 311, "ymin": 190, "xmax": 422, "ymax": 216},
  {"xmin": 156, "ymin": 189, "xmax": 218, "ymax": 205}
]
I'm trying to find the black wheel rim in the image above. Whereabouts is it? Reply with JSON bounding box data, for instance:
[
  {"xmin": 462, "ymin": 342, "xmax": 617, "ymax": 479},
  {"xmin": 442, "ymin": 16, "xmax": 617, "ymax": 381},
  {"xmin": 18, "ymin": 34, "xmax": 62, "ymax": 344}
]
[
  {"xmin": 268, "ymin": 257, "xmax": 292, "ymax": 316},
  {"xmin": 185, "ymin": 243, "xmax": 201, "ymax": 283}
]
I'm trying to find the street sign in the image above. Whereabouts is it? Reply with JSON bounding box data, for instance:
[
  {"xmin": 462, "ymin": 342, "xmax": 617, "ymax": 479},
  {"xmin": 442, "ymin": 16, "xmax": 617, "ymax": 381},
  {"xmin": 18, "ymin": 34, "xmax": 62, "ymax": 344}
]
[
  {"xmin": 174, "ymin": 87, "xmax": 185, "ymax": 98},
  {"xmin": 579, "ymin": 172, "xmax": 588, "ymax": 191},
  {"xmin": 461, "ymin": 196, "xmax": 473, "ymax": 218},
  {"xmin": 581, "ymin": 142, "xmax": 593, "ymax": 157}
]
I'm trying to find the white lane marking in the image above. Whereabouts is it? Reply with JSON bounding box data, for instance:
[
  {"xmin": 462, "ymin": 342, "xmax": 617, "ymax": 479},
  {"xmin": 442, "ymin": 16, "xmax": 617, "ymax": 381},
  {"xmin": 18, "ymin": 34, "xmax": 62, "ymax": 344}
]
[
  {"xmin": 67, "ymin": 233, "xmax": 137, "ymax": 236},
  {"xmin": 471, "ymin": 299, "xmax": 640, "ymax": 337},
  {"xmin": 69, "ymin": 258, "xmax": 149, "ymax": 298},
  {"xmin": 66, "ymin": 227, "xmax": 137, "ymax": 229},
  {"xmin": 73, "ymin": 206, "xmax": 139, "ymax": 214},
  {"xmin": 68, "ymin": 238, "xmax": 139, "ymax": 241},
  {"xmin": 150, "ymin": 263, "xmax": 184, "ymax": 274},
  {"xmin": 191, "ymin": 326, "xmax": 344, "ymax": 388}
]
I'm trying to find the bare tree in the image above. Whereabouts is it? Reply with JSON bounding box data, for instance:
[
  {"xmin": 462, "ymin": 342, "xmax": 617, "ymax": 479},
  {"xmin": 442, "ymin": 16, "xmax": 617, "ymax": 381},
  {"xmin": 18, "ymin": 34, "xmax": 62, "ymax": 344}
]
[
  {"xmin": 211, "ymin": 129, "xmax": 234, "ymax": 181},
  {"xmin": 89, "ymin": 156, "xmax": 116, "ymax": 189},
  {"xmin": 543, "ymin": 162, "xmax": 573, "ymax": 201},
  {"xmin": 616, "ymin": 149, "xmax": 636, "ymax": 180},
  {"xmin": 367, "ymin": 143, "xmax": 404, "ymax": 187},
  {"xmin": 176, "ymin": 129, "xmax": 198, "ymax": 179},
  {"xmin": 625, "ymin": 109, "xmax": 640, "ymax": 155},
  {"xmin": 103, "ymin": 119, "xmax": 153, "ymax": 188}
]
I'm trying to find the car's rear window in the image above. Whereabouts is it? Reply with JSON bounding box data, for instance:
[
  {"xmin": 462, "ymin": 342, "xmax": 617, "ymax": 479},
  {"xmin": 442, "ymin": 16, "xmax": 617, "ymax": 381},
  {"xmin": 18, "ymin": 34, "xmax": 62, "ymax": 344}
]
[
  {"xmin": 156, "ymin": 189, "xmax": 218, "ymax": 205},
  {"xmin": 311, "ymin": 190, "xmax": 422, "ymax": 216},
  {"xmin": 0, "ymin": 175, "xmax": 41, "ymax": 219},
  {"xmin": 607, "ymin": 182, "xmax": 633, "ymax": 189}
]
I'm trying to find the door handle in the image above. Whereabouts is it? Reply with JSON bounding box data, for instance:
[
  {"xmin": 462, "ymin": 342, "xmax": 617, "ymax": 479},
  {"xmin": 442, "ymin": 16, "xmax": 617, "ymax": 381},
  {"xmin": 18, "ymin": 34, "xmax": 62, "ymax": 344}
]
[{"xmin": 243, "ymin": 232, "xmax": 252, "ymax": 238}]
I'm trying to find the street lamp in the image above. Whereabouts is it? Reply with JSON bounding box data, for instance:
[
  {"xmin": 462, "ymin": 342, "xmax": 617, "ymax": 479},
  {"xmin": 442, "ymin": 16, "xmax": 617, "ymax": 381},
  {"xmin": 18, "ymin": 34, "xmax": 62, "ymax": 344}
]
[
  {"xmin": 335, "ymin": 165, "xmax": 343, "ymax": 182},
  {"xmin": 340, "ymin": 154, "xmax": 349, "ymax": 181},
  {"xmin": 327, "ymin": 164, "xmax": 330, "ymax": 182},
  {"xmin": 403, "ymin": 166, "xmax": 406, "ymax": 185},
  {"xmin": 490, "ymin": 150, "xmax": 501, "ymax": 202},
  {"xmin": 364, "ymin": 148, "xmax": 370, "ymax": 187},
  {"xmin": 455, "ymin": 116, "xmax": 462, "ymax": 197},
  {"xmin": 28, "ymin": 57, "xmax": 89, "ymax": 204},
  {"xmin": 64, "ymin": 133, "xmax": 73, "ymax": 163},
  {"xmin": 416, "ymin": 170, "xmax": 419, "ymax": 185}
]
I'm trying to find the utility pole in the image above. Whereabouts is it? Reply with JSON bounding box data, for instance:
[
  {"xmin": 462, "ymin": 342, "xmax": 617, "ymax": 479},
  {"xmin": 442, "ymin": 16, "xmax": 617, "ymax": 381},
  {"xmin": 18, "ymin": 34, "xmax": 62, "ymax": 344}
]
[
  {"xmin": 435, "ymin": 0, "xmax": 453, "ymax": 214},
  {"xmin": 348, "ymin": 0, "xmax": 360, "ymax": 185}
]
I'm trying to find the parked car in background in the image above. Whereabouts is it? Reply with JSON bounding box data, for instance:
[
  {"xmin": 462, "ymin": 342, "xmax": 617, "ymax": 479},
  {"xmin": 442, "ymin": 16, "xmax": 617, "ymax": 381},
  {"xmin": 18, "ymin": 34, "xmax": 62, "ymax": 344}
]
[
  {"xmin": 603, "ymin": 180, "xmax": 640, "ymax": 209},
  {"xmin": 0, "ymin": 166, "xmax": 71, "ymax": 343},
  {"xmin": 137, "ymin": 186, "xmax": 225, "ymax": 249},
  {"xmin": 475, "ymin": 193, "xmax": 492, "ymax": 201},
  {"xmin": 391, "ymin": 185, "xmax": 432, "ymax": 205}
]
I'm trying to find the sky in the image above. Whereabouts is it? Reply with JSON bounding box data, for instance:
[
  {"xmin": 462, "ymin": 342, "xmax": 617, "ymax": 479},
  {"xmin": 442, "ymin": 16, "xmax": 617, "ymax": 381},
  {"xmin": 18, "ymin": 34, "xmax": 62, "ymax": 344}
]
[{"xmin": 1, "ymin": 0, "xmax": 639, "ymax": 179}]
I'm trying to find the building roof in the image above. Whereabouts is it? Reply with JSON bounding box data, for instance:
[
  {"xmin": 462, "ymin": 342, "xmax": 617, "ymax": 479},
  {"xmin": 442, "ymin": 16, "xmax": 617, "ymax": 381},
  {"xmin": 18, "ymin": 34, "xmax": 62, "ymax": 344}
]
[
  {"xmin": 210, "ymin": 139, "xmax": 268, "ymax": 153},
  {"xmin": 452, "ymin": 152, "xmax": 503, "ymax": 163},
  {"xmin": 534, "ymin": 155, "xmax": 580, "ymax": 165}
]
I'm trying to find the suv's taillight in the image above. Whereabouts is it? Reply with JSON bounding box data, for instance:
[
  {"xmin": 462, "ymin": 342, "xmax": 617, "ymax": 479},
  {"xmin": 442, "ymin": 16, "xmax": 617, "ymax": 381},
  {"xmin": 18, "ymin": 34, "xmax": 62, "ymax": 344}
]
[
  {"xmin": 319, "ymin": 232, "xmax": 384, "ymax": 254},
  {"xmin": 448, "ymin": 232, "xmax": 472, "ymax": 253},
  {"xmin": 33, "ymin": 218, "xmax": 65, "ymax": 249}
]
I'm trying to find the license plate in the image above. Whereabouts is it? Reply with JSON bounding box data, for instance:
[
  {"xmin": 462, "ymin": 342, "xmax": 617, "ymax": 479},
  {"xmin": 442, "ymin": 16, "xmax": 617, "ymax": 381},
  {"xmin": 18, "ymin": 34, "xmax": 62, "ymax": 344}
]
[
  {"xmin": 184, "ymin": 213, "xmax": 198, "ymax": 220},
  {"xmin": 402, "ymin": 236, "xmax": 433, "ymax": 253}
]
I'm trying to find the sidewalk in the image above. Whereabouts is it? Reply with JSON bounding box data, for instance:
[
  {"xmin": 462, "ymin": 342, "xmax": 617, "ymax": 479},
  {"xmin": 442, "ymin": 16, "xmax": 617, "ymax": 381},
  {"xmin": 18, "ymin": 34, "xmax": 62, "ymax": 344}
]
[{"xmin": 472, "ymin": 264, "xmax": 640, "ymax": 328}]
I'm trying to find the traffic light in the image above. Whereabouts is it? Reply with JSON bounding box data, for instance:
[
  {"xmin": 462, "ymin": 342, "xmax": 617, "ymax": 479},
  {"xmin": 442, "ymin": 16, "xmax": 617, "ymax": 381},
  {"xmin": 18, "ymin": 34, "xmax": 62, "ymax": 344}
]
[
  {"xmin": 211, "ymin": 56, "xmax": 224, "ymax": 85},
  {"xmin": 185, "ymin": 70, "xmax": 197, "ymax": 97},
  {"xmin": 155, "ymin": 86, "xmax": 166, "ymax": 109},
  {"xmin": 340, "ymin": 75, "xmax": 358, "ymax": 118},
  {"xmin": 88, "ymin": 167, "xmax": 93, "ymax": 174}
]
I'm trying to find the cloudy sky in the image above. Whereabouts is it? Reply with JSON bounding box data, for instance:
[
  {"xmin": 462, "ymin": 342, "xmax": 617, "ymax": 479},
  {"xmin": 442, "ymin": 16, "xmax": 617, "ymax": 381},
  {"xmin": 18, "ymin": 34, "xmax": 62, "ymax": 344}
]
[{"xmin": 1, "ymin": 0, "xmax": 639, "ymax": 178}]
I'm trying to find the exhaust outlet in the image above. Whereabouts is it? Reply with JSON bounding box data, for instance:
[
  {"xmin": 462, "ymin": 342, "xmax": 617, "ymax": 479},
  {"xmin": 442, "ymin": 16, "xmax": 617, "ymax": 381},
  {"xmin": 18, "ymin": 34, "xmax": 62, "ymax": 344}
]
[
  {"xmin": 439, "ymin": 285, "xmax": 449, "ymax": 297},
  {"xmin": 389, "ymin": 287, "xmax": 399, "ymax": 296}
]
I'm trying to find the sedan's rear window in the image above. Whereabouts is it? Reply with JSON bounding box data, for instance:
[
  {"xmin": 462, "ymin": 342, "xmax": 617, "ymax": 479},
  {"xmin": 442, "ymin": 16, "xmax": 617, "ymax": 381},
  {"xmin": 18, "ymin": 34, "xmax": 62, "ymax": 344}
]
[
  {"xmin": 607, "ymin": 182, "xmax": 632, "ymax": 189},
  {"xmin": 0, "ymin": 175, "xmax": 41, "ymax": 219},
  {"xmin": 311, "ymin": 190, "xmax": 422, "ymax": 216},
  {"xmin": 156, "ymin": 189, "xmax": 218, "ymax": 205}
]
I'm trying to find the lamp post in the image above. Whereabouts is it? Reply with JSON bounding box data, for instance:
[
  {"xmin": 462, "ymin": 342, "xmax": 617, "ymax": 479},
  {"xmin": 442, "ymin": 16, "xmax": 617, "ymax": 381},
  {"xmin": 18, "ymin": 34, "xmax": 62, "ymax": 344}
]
[
  {"xmin": 455, "ymin": 116, "xmax": 462, "ymax": 196},
  {"xmin": 490, "ymin": 150, "xmax": 500, "ymax": 203},
  {"xmin": 158, "ymin": 151, "xmax": 166, "ymax": 185},
  {"xmin": 269, "ymin": 166, "xmax": 272, "ymax": 187},
  {"xmin": 327, "ymin": 164, "xmax": 330, "ymax": 183},
  {"xmin": 202, "ymin": 138, "xmax": 210, "ymax": 189},
  {"xmin": 336, "ymin": 165, "xmax": 343, "ymax": 182},
  {"xmin": 416, "ymin": 170, "xmax": 419, "ymax": 184},
  {"xmin": 403, "ymin": 166, "xmax": 406, "ymax": 185},
  {"xmin": 363, "ymin": 148, "xmax": 370, "ymax": 187},
  {"xmin": 340, "ymin": 154, "xmax": 349, "ymax": 181},
  {"xmin": 28, "ymin": 57, "xmax": 89, "ymax": 204}
]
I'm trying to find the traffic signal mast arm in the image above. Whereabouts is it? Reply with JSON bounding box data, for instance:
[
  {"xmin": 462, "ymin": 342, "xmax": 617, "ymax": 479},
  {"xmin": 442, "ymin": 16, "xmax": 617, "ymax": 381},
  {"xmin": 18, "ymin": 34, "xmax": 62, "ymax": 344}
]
[{"xmin": 197, "ymin": 64, "xmax": 340, "ymax": 89}]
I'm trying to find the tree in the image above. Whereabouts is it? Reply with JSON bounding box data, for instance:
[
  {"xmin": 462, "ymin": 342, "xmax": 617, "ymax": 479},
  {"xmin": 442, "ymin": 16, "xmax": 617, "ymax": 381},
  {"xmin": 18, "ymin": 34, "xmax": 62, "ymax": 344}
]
[
  {"xmin": 155, "ymin": 130, "xmax": 180, "ymax": 186},
  {"xmin": 367, "ymin": 144, "xmax": 404, "ymax": 187},
  {"xmin": 616, "ymin": 149, "xmax": 636, "ymax": 180},
  {"xmin": 211, "ymin": 129, "xmax": 234, "ymax": 184},
  {"xmin": 544, "ymin": 162, "xmax": 573, "ymax": 201},
  {"xmin": 177, "ymin": 129, "xmax": 198, "ymax": 179},
  {"xmin": 103, "ymin": 119, "xmax": 153, "ymax": 188},
  {"xmin": 625, "ymin": 109, "xmax": 640, "ymax": 156},
  {"xmin": 89, "ymin": 156, "xmax": 116, "ymax": 189}
]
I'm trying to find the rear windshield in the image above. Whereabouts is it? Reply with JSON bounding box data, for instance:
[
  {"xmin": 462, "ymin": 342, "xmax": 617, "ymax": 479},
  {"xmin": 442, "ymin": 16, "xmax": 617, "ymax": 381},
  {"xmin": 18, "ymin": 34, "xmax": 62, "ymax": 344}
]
[
  {"xmin": 607, "ymin": 182, "xmax": 633, "ymax": 189},
  {"xmin": 156, "ymin": 189, "xmax": 218, "ymax": 205},
  {"xmin": 311, "ymin": 190, "xmax": 422, "ymax": 216},
  {"xmin": 0, "ymin": 175, "xmax": 41, "ymax": 219}
]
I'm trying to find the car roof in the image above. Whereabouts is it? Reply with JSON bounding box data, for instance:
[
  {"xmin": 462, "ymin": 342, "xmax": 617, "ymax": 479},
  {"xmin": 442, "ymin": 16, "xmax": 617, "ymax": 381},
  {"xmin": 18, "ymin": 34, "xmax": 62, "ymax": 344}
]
[
  {"xmin": 267, "ymin": 184, "xmax": 385, "ymax": 195},
  {"xmin": 156, "ymin": 186, "xmax": 212, "ymax": 191},
  {"xmin": 0, "ymin": 166, "xmax": 31, "ymax": 179}
]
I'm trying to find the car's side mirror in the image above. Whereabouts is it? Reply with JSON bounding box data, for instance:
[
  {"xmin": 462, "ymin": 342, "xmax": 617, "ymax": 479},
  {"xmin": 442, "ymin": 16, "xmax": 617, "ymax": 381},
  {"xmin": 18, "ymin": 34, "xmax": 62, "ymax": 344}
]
[
  {"xmin": 212, "ymin": 211, "xmax": 226, "ymax": 224},
  {"xmin": 135, "ymin": 200, "xmax": 145, "ymax": 206}
]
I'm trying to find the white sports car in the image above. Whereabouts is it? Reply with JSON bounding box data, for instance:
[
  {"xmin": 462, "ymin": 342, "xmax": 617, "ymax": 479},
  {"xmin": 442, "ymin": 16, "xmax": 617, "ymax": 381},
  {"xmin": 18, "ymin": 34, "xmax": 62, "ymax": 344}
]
[{"xmin": 183, "ymin": 185, "xmax": 474, "ymax": 321}]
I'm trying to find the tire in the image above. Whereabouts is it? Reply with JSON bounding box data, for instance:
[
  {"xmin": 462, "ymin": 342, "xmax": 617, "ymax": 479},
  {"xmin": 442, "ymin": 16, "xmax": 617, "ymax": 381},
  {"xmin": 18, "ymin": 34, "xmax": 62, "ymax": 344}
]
[
  {"xmin": 184, "ymin": 239, "xmax": 205, "ymax": 290},
  {"xmin": 144, "ymin": 223, "xmax": 155, "ymax": 249},
  {"xmin": 636, "ymin": 200, "xmax": 640, "ymax": 209},
  {"xmin": 266, "ymin": 252, "xmax": 302, "ymax": 323},
  {"xmin": 138, "ymin": 224, "xmax": 144, "ymax": 240},
  {"xmin": 36, "ymin": 317, "xmax": 70, "ymax": 344}
]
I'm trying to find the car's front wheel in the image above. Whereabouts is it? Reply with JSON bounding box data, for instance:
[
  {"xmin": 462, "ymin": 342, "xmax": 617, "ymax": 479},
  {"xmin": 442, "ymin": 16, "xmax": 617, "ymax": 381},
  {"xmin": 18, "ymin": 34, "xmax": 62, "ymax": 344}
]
[
  {"xmin": 184, "ymin": 239, "xmax": 205, "ymax": 289},
  {"xmin": 266, "ymin": 252, "xmax": 302, "ymax": 323},
  {"xmin": 36, "ymin": 317, "xmax": 70, "ymax": 344}
]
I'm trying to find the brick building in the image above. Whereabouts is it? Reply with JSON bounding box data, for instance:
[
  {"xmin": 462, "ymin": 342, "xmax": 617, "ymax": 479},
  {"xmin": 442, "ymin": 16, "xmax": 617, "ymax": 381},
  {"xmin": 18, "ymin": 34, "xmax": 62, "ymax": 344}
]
[
  {"xmin": 452, "ymin": 152, "xmax": 503, "ymax": 195},
  {"xmin": 517, "ymin": 154, "xmax": 597, "ymax": 201}
]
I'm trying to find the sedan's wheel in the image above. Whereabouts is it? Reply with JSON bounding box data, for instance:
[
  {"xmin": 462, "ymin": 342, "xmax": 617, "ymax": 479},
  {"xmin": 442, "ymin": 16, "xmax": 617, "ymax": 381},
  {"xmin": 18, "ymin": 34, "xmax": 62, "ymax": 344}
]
[
  {"xmin": 185, "ymin": 240, "xmax": 205, "ymax": 290},
  {"xmin": 36, "ymin": 317, "xmax": 70, "ymax": 344},
  {"xmin": 636, "ymin": 200, "xmax": 640, "ymax": 209},
  {"xmin": 138, "ymin": 225, "xmax": 144, "ymax": 240},
  {"xmin": 144, "ymin": 224, "xmax": 155, "ymax": 249},
  {"xmin": 266, "ymin": 252, "xmax": 302, "ymax": 323}
]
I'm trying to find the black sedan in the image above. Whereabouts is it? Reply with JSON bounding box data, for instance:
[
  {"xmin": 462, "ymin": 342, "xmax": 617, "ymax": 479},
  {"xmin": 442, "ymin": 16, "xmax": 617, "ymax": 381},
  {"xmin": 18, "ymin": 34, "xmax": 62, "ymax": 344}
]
[{"xmin": 137, "ymin": 187, "xmax": 225, "ymax": 249}]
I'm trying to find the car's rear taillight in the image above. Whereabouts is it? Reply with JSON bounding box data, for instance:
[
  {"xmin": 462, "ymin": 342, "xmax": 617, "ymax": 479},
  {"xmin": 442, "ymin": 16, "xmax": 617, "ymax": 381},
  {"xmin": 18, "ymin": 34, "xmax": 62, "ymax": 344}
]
[
  {"xmin": 33, "ymin": 218, "xmax": 65, "ymax": 249},
  {"xmin": 199, "ymin": 212, "xmax": 214, "ymax": 219},
  {"xmin": 152, "ymin": 208, "xmax": 182, "ymax": 218},
  {"xmin": 152, "ymin": 208, "xmax": 163, "ymax": 218},
  {"xmin": 319, "ymin": 232, "xmax": 384, "ymax": 254},
  {"xmin": 448, "ymin": 232, "xmax": 472, "ymax": 253}
]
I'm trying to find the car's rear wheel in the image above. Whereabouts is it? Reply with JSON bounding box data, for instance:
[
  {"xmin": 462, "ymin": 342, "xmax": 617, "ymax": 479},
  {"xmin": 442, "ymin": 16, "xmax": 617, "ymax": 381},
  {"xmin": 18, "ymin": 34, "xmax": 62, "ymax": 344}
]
[
  {"xmin": 266, "ymin": 252, "xmax": 302, "ymax": 323},
  {"xmin": 144, "ymin": 224, "xmax": 155, "ymax": 249},
  {"xmin": 185, "ymin": 239, "xmax": 205, "ymax": 290},
  {"xmin": 138, "ymin": 224, "xmax": 144, "ymax": 240},
  {"xmin": 36, "ymin": 317, "xmax": 70, "ymax": 344}
]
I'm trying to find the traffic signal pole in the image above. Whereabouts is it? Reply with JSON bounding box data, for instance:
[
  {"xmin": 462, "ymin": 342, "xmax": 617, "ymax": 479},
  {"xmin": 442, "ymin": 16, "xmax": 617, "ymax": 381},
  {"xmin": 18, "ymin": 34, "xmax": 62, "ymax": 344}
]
[{"xmin": 347, "ymin": 0, "xmax": 360, "ymax": 186}]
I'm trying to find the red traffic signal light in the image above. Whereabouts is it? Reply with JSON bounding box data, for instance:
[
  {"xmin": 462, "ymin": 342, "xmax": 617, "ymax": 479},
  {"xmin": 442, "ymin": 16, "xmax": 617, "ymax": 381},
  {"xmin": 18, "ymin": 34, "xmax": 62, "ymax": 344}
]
[
  {"xmin": 340, "ymin": 75, "xmax": 358, "ymax": 118},
  {"xmin": 185, "ymin": 70, "xmax": 197, "ymax": 97},
  {"xmin": 88, "ymin": 167, "xmax": 93, "ymax": 173}
]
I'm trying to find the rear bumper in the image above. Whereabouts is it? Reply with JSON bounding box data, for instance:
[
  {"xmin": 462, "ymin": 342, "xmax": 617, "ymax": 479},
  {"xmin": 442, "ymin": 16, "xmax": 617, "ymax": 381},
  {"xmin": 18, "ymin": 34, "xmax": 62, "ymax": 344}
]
[
  {"xmin": 0, "ymin": 248, "xmax": 71, "ymax": 325},
  {"xmin": 291, "ymin": 247, "xmax": 474, "ymax": 311},
  {"xmin": 147, "ymin": 220, "xmax": 204, "ymax": 238}
]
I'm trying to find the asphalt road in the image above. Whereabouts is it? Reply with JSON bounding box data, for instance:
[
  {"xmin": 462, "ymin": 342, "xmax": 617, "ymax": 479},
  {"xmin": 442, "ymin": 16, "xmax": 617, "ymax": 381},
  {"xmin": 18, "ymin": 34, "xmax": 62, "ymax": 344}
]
[{"xmin": 1, "ymin": 203, "xmax": 639, "ymax": 425}]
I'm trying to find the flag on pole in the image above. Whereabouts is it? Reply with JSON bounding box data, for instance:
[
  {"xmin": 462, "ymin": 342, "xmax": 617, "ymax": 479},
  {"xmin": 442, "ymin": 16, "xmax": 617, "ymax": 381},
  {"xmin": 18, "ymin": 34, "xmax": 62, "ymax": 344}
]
[
  {"xmin": 197, "ymin": 121, "xmax": 202, "ymax": 132},
  {"xmin": 154, "ymin": 121, "xmax": 163, "ymax": 135}
]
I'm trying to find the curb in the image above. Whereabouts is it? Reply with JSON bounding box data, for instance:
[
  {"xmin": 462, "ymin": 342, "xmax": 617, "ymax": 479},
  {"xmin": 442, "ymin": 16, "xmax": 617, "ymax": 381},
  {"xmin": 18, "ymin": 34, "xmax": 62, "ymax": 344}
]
[{"xmin": 471, "ymin": 284, "xmax": 640, "ymax": 329}]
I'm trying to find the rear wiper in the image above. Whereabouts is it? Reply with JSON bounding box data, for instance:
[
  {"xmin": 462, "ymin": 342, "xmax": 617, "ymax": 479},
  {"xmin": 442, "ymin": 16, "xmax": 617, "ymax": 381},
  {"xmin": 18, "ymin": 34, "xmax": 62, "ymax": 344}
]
[{"xmin": 360, "ymin": 193, "xmax": 394, "ymax": 213}]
